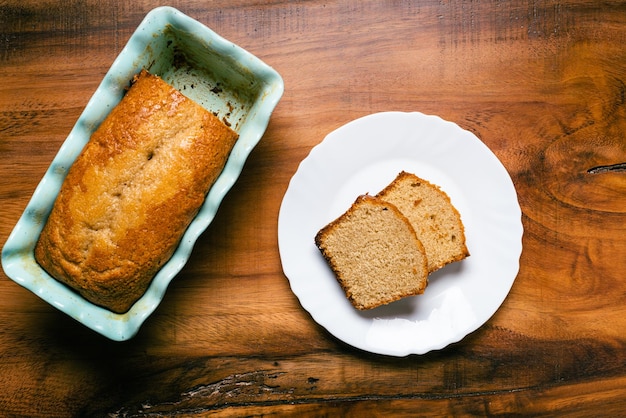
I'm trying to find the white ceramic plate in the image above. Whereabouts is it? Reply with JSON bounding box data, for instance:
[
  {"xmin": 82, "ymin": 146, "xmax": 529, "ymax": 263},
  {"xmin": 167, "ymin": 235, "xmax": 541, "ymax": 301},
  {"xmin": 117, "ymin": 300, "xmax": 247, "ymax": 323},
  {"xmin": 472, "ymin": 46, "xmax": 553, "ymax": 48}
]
[
  {"xmin": 1, "ymin": 7, "xmax": 283, "ymax": 341},
  {"xmin": 278, "ymin": 112, "xmax": 523, "ymax": 356}
]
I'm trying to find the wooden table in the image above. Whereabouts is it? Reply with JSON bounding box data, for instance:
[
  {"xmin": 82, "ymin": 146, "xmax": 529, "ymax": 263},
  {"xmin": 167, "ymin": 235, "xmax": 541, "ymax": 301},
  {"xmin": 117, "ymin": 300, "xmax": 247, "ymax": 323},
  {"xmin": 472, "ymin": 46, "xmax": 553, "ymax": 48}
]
[{"xmin": 2, "ymin": 1, "xmax": 626, "ymax": 416}]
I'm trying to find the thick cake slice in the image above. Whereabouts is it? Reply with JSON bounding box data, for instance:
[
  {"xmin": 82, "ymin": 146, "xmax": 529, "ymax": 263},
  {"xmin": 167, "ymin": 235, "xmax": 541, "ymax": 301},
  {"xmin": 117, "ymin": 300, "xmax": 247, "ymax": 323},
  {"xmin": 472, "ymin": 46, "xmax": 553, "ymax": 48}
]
[
  {"xmin": 376, "ymin": 171, "xmax": 469, "ymax": 273},
  {"xmin": 315, "ymin": 195, "xmax": 429, "ymax": 310},
  {"xmin": 35, "ymin": 69, "xmax": 239, "ymax": 313}
]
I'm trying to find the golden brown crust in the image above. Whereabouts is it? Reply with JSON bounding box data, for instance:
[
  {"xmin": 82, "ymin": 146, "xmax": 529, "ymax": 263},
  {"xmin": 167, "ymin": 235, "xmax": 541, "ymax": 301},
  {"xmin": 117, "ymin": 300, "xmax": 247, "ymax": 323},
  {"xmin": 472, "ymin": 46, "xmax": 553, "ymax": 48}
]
[{"xmin": 35, "ymin": 70, "xmax": 239, "ymax": 313}]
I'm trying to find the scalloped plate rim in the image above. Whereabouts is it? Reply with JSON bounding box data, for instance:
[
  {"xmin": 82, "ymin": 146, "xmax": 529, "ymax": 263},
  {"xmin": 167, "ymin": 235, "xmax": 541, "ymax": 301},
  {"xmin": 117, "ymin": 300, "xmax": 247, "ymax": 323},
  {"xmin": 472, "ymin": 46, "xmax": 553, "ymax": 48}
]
[{"xmin": 278, "ymin": 111, "xmax": 523, "ymax": 356}]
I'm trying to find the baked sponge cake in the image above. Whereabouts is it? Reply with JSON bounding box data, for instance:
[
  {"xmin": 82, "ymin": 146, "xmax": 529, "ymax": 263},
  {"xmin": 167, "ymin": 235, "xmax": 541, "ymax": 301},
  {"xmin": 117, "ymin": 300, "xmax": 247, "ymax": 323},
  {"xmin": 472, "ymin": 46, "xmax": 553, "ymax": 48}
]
[
  {"xmin": 315, "ymin": 195, "xmax": 429, "ymax": 310},
  {"xmin": 376, "ymin": 171, "xmax": 469, "ymax": 273},
  {"xmin": 35, "ymin": 69, "xmax": 239, "ymax": 313}
]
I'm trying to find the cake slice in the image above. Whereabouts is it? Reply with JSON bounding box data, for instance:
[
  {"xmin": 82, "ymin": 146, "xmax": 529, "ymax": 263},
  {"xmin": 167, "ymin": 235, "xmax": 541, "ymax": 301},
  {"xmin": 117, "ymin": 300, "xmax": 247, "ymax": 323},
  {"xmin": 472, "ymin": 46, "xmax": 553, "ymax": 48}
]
[
  {"xmin": 315, "ymin": 195, "xmax": 429, "ymax": 310},
  {"xmin": 376, "ymin": 171, "xmax": 469, "ymax": 273}
]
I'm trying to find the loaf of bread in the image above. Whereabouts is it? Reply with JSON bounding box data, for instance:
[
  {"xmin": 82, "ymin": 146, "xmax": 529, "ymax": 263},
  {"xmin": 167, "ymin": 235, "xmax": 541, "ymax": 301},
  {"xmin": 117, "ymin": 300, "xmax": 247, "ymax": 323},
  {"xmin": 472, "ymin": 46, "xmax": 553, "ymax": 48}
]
[
  {"xmin": 376, "ymin": 171, "xmax": 469, "ymax": 273},
  {"xmin": 315, "ymin": 195, "xmax": 429, "ymax": 310},
  {"xmin": 35, "ymin": 69, "xmax": 239, "ymax": 313}
]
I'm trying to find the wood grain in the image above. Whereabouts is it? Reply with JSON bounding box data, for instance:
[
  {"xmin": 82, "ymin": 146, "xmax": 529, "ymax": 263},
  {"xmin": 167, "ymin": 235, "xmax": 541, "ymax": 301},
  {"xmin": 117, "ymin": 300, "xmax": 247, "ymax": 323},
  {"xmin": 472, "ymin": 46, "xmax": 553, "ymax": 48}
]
[{"xmin": 1, "ymin": 0, "xmax": 626, "ymax": 416}]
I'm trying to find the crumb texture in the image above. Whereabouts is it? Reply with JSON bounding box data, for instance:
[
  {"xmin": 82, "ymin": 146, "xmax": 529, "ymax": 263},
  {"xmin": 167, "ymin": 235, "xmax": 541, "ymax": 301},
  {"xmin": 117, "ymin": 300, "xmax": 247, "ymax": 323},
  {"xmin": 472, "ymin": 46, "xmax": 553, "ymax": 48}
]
[
  {"xmin": 35, "ymin": 70, "xmax": 239, "ymax": 313},
  {"xmin": 377, "ymin": 171, "xmax": 469, "ymax": 272},
  {"xmin": 315, "ymin": 195, "xmax": 428, "ymax": 310}
]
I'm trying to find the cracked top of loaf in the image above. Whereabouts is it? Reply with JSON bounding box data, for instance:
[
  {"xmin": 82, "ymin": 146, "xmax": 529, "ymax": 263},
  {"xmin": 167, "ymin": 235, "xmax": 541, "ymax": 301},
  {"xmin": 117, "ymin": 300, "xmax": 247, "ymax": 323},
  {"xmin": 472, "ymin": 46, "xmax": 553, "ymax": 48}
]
[{"xmin": 35, "ymin": 69, "xmax": 239, "ymax": 313}]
